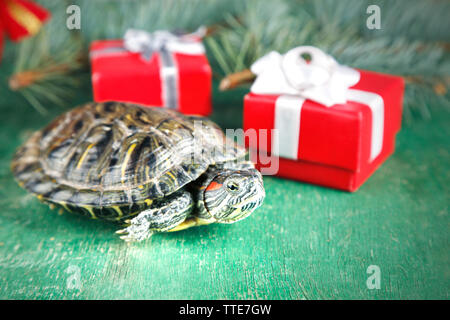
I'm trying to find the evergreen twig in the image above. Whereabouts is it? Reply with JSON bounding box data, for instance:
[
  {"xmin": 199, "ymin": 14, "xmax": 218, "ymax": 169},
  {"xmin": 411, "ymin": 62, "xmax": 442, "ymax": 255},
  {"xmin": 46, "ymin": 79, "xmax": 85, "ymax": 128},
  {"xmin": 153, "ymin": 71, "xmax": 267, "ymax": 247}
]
[
  {"xmin": 206, "ymin": 0, "xmax": 450, "ymax": 122},
  {"xmin": 5, "ymin": 0, "xmax": 450, "ymax": 122}
]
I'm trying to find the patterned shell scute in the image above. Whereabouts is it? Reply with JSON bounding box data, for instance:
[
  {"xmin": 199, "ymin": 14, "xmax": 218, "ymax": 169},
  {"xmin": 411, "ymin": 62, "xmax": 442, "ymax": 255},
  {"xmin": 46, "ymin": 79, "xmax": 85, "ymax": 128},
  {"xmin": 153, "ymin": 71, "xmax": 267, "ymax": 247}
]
[{"xmin": 34, "ymin": 102, "xmax": 245, "ymax": 200}]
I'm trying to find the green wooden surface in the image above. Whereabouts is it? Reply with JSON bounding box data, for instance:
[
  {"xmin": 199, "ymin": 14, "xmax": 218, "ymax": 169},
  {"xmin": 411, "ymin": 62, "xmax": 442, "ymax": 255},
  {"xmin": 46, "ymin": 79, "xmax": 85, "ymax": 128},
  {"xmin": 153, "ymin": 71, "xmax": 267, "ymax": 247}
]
[{"xmin": 0, "ymin": 67, "xmax": 449, "ymax": 300}]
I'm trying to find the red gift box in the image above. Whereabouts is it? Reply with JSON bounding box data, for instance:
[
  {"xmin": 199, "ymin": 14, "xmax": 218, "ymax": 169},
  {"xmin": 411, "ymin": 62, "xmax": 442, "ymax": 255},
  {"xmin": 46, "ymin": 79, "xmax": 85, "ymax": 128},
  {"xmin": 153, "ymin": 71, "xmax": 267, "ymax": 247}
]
[
  {"xmin": 90, "ymin": 29, "xmax": 212, "ymax": 116},
  {"xmin": 244, "ymin": 51, "xmax": 404, "ymax": 191}
]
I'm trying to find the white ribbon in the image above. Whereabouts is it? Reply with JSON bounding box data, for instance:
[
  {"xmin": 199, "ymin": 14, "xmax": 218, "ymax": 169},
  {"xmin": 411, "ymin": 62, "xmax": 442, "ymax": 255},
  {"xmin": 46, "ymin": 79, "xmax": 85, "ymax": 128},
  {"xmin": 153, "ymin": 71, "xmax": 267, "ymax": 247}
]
[
  {"xmin": 251, "ymin": 46, "xmax": 384, "ymax": 162},
  {"xmin": 273, "ymin": 96, "xmax": 305, "ymax": 160},
  {"xmin": 347, "ymin": 89, "xmax": 384, "ymax": 161},
  {"xmin": 251, "ymin": 46, "xmax": 360, "ymax": 107}
]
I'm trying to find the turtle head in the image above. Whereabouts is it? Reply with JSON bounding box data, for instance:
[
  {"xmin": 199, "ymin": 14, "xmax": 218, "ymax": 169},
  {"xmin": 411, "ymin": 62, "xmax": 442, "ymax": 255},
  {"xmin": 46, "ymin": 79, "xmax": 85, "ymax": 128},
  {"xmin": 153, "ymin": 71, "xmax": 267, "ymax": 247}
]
[{"xmin": 203, "ymin": 168, "xmax": 265, "ymax": 223}]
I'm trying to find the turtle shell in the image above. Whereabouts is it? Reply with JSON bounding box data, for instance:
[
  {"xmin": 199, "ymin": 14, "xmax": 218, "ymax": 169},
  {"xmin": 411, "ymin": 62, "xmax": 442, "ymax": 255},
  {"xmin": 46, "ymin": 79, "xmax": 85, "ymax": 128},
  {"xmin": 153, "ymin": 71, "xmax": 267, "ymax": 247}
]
[{"xmin": 11, "ymin": 102, "xmax": 246, "ymax": 219}]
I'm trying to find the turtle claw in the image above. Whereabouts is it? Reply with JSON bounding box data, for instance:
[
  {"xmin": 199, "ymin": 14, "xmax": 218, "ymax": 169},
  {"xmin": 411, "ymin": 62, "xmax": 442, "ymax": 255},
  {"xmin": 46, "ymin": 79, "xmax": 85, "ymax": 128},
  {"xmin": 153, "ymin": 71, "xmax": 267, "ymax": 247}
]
[
  {"xmin": 115, "ymin": 222, "xmax": 153, "ymax": 242},
  {"xmin": 118, "ymin": 231, "xmax": 153, "ymax": 242},
  {"xmin": 115, "ymin": 228, "xmax": 128, "ymax": 235},
  {"xmin": 115, "ymin": 228, "xmax": 134, "ymax": 241},
  {"xmin": 120, "ymin": 235, "xmax": 136, "ymax": 242}
]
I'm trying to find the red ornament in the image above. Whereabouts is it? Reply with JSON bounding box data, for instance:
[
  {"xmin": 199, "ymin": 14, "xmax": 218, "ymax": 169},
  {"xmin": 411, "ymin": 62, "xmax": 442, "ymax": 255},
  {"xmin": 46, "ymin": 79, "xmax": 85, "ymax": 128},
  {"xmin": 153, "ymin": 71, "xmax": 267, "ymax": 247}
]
[{"xmin": 0, "ymin": 0, "xmax": 50, "ymax": 61}]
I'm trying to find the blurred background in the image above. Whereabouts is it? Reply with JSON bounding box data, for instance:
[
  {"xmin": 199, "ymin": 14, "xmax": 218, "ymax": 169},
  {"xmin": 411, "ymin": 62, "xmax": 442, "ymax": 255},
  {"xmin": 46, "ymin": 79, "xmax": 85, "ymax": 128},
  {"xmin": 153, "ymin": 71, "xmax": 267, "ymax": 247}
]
[{"xmin": 1, "ymin": 0, "xmax": 449, "ymax": 123}]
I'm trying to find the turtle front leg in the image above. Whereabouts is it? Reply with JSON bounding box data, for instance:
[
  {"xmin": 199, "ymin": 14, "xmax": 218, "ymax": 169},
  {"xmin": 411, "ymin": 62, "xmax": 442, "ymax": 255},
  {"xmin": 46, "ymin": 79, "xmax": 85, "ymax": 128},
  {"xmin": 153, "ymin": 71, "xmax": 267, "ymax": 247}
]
[{"xmin": 116, "ymin": 191, "xmax": 193, "ymax": 242}]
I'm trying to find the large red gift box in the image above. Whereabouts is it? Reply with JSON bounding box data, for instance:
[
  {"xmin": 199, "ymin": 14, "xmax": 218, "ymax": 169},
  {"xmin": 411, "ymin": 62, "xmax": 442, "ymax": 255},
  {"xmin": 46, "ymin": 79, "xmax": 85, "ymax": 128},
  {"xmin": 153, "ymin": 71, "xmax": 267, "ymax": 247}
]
[
  {"xmin": 90, "ymin": 29, "xmax": 212, "ymax": 116},
  {"xmin": 244, "ymin": 69, "xmax": 404, "ymax": 192}
]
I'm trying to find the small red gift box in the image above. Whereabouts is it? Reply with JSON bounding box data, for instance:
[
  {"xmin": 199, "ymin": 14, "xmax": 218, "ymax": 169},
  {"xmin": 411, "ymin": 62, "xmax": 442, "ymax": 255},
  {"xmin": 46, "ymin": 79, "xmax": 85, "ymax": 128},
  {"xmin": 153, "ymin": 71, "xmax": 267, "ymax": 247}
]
[
  {"xmin": 90, "ymin": 29, "xmax": 212, "ymax": 116},
  {"xmin": 243, "ymin": 47, "xmax": 404, "ymax": 191}
]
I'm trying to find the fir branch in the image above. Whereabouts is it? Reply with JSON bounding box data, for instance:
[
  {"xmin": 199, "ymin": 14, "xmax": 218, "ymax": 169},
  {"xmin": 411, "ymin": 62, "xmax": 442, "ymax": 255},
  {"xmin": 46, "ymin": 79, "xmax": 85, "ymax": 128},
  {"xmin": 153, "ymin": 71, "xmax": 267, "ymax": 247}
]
[
  {"xmin": 206, "ymin": 0, "xmax": 450, "ymax": 122},
  {"xmin": 76, "ymin": 0, "xmax": 243, "ymax": 44},
  {"xmin": 8, "ymin": 0, "xmax": 242, "ymax": 113},
  {"xmin": 7, "ymin": 0, "xmax": 85, "ymax": 114},
  {"xmin": 7, "ymin": 0, "xmax": 449, "ymax": 121},
  {"xmin": 9, "ymin": 29, "xmax": 84, "ymax": 114}
]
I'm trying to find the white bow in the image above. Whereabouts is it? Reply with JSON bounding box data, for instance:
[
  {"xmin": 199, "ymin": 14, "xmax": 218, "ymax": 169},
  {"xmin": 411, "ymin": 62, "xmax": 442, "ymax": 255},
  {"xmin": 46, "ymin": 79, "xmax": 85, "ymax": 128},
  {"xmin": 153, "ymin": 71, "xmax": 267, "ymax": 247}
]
[
  {"xmin": 250, "ymin": 46, "xmax": 360, "ymax": 107},
  {"xmin": 124, "ymin": 27, "xmax": 206, "ymax": 60}
]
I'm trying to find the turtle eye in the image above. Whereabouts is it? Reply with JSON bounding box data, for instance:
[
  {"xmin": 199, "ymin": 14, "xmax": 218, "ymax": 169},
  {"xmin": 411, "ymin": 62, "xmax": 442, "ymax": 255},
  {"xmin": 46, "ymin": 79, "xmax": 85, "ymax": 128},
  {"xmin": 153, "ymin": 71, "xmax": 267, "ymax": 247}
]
[{"xmin": 226, "ymin": 181, "xmax": 240, "ymax": 192}]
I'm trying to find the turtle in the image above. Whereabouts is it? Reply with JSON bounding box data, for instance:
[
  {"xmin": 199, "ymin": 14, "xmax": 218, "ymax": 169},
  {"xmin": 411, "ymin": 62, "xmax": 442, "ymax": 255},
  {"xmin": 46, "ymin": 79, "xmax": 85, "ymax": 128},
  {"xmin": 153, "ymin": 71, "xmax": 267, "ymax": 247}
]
[{"xmin": 11, "ymin": 102, "xmax": 265, "ymax": 241}]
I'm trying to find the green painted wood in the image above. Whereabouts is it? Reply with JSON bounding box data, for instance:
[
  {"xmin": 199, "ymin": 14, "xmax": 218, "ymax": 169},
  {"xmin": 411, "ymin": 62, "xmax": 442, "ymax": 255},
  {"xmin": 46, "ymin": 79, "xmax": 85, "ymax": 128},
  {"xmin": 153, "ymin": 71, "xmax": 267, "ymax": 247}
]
[{"xmin": 0, "ymin": 68, "xmax": 448, "ymax": 299}]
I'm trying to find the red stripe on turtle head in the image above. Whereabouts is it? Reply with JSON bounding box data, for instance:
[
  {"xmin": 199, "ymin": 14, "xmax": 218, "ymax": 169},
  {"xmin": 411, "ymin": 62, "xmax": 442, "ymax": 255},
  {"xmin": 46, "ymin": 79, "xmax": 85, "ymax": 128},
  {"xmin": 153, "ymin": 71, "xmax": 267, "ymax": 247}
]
[{"xmin": 206, "ymin": 181, "xmax": 222, "ymax": 191}]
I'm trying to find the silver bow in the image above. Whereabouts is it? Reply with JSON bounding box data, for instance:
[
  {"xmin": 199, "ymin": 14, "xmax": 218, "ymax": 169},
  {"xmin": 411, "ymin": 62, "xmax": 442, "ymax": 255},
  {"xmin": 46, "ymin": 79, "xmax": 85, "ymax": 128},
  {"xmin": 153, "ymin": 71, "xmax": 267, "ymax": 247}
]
[{"xmin": 123, "ymin": 27, "xmax": 206, "ymax": 61}]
